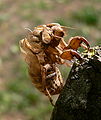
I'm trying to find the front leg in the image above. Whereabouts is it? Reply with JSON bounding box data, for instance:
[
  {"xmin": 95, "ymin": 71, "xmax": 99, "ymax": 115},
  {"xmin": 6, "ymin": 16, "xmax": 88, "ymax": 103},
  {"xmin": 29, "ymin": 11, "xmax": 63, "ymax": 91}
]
[
  {"xmin": 46, "ymin": 87, "xmax": 55, "ymax": 106},
  {"xmin": 41, "ymin": 64, "xmax": 52, "ymax": 87},
  {"xmin": 58, "ymin": 38, "xmax": 67, "ymax": 50},
  {"xmin": 41, "ymin": 64, "xmax": 55, "ymax": 106},
  {"xmin": 64, "ymin": 36, "xmax": 90, "ymax": 51},
  {"xmin": 60, "ymin": 49, "xmax": 82, "ymax": 61}
]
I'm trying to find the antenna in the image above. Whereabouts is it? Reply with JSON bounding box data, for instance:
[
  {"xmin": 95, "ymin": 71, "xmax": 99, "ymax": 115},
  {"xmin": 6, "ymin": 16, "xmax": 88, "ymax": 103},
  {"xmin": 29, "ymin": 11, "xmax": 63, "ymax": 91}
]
[
  {"xmin": 25, "ymin": 28, "xmax": 33, "ymax": 33},
  {"xmin": 66, "ymin": 26, "xmax": 77, "ymax": 29},
  {"xmin": 61, "ymin": 26, "xmax": 77, "ymax": 30}
]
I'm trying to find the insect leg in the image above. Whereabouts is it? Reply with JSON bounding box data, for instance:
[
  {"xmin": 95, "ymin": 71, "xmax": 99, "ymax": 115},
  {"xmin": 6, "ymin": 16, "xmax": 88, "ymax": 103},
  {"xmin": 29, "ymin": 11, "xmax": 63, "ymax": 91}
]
[
  {"xmin": 60, "ymin": 49, "xmax": 82, "ymax": 61},
  {"xmin": 58, "ymin": 38, "xmax": 67, "ymax": 50},
  {"xmin": 41, "ymin": 64, "xmax": 52, "ymax": 88},
  {"xmin": 46, "ymin": 88, "xmax": 54, "ymax": 106},
  {"xmin": 41, "ymin": 64, "xmax": 55, "ymax": 106},
  {"xmin": 64, "ymin": 36, "xmax": 90, "ymax": 51}
]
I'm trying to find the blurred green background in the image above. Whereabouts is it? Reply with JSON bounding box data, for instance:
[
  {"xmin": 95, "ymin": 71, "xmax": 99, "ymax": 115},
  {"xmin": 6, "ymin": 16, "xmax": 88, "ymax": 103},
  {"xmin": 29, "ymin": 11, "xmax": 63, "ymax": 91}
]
[{"xmin": 0, "ymin": 0, "xmax": 101, "ymax": 120}]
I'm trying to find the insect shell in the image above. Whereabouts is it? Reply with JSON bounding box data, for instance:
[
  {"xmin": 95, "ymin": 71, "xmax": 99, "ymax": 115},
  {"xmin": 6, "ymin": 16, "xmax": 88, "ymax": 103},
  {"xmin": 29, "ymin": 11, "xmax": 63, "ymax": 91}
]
[{"xmin": 19, "ymin": 23, "xmax": 67, "ymax": 105}]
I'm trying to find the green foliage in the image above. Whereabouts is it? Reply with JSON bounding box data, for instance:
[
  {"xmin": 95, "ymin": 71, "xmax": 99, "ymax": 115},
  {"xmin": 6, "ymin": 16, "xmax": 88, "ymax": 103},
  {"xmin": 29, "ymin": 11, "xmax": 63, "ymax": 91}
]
[
  {"xmin": 72, "ymin": 7, "xmax": 99, "ymax": 25},
  {"xmin": 0, "ymin": 14, "xmax": 10, "ymax": 24},
  {"xmin": 0, "ymin": 91, "xmax": 12, "ymax": 114},
  {"xmin": 34, "ymin": 17, "xmax": 44, "ymax": 25},
  {"xmin": 6, "ymin": 80, "xmax": 39, "ymax": 108},
  {"xmin": 36, "ymin": 0, "xmax": 49, "ymax": 10},
  {"xmin": 0, "ymin": 2, "xmax": 8, "ymax": 10},
  {"xmin": 0, "ymin": 75, "xmax": 52, "ymax": 119},
  {"xmin": 25, "ymin": 104, "xmax": 52, "ymax": 120},
  {"xmin": 36, "ymin": 0, "xmax": 53, "ymax": 10},
  {"xmin": 0, "ymin": 58, "xmax": 53, "ymax": 119},
  {"xmin": 54, "ymin": 18, "xmax": 70, "ymax": 26},
  {"xmin": 54, "ymin": 0, "xmax": 70, "ymax": 4},
  {"xmin": 10, "ymin": 45, "xmax": 19, "ymax": 54},
  {"xmin": 20, "ymin": 2, "xmax": 36, "ymax": 10},
  {"xmin": 0, "ymin": 39, "xmax": 5, "ymax": 46}
]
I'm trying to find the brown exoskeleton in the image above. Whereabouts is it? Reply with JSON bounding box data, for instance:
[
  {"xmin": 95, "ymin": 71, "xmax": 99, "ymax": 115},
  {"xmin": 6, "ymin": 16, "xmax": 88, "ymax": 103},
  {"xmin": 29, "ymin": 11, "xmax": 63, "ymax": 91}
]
[{"xmin": 19, "ymin": 23, "xmax": 90, "ymax": 106}]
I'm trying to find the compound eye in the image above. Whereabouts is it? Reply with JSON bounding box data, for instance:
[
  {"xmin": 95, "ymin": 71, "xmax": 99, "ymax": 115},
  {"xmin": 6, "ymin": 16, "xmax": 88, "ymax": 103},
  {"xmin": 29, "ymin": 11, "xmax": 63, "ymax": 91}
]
[
  {"xmin": 52, "ymin": 26, "xmax": 65, "ymax": 37},
  {"xmin": 59, "ymin": 31, "xmax": 64, "ymax": 37},
  {"xmin": 53, "ymin": 30, "xmax": 64, "ymax": 37},
  {"xmin": 53, "ymin": 29, "xmax": 64, "ymax": 37}
]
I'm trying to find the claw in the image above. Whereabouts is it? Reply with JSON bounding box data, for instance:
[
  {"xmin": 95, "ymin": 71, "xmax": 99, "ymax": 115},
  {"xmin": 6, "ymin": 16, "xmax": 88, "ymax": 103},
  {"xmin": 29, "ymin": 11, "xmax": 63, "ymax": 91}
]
[
  {"xmin": 64, "ymin": 36, "xmax": 90, "ymax": 50},
  {"xmin": 46, "ymin": 88, "xmax": 55, "ymax": 106},
  {"xmin": 60, "ymin": 49, "xmax": 82, "ymax": 61}
]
